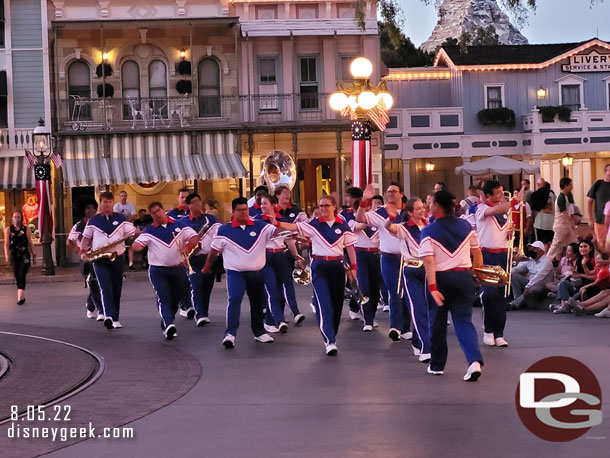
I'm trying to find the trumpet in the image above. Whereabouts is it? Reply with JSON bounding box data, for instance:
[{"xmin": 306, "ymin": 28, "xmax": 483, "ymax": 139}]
[
  {"xmin": 472, "ymin": 265, "xmax": 509, "ymax": 287},
  {"xmin": 345, "ymin": 262, "xmax": 368, "ymax": 305},
  {"xmin": 292, "ymin": 257, "xmax": 311, "ymax": 285},
  {"xmin": 270, "ymin": 230, "xmax": 308, "ymax": 244},
  {"xmin": 174, "ymin": 232, "xmax": 195, "ymax": 275},
  {"xmin": 83, "ymin": 235, "xmax": 132, "ymax": 262},
  {"xmin": 503, "ymin": 190, "xmax": 526, "ymax": 297},
  {"xmin": 397, "ymin": 256, "xmax": 424, "ymax": 296}
]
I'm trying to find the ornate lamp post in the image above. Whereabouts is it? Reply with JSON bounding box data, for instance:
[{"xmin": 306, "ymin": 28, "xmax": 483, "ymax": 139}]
[
  {"xmin": 32, "ymin": 119, "xmax": 56, "ymax": 276},
  {"xmin": 329, "ymin": 57, "xmax": 393, "ymax": 188}
]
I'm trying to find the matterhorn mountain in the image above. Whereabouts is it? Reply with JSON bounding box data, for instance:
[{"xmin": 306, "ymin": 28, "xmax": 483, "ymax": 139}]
[{"xmin": 421, "ymin": 0, "xmax": 529, "ymax": 52}]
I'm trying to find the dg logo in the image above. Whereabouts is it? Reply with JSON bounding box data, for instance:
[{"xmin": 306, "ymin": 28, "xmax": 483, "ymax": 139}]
[{"xmin": 516, "ymin": 356, "xmax": 602, "ymax": 442}]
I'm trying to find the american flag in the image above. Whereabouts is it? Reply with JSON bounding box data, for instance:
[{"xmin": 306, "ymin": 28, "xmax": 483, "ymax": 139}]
[
  {"xmin": 49, "ymin": 151, "xmax": 62, "ymax": 168},
  {"xmin": 24, "ymin": 149, "xmax": 36, "ymax": 168},
  {"xmin": 351, "ymin": 120, "xmax": 372, "ymax": 189},
  {"xmin": 34, "ymin": 163, "xmax": 54, "ymax": 242}
]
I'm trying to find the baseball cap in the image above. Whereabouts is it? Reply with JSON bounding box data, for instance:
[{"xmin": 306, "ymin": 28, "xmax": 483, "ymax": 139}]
[{"xmin": 528, "ymin": 241, "xmax": 546, "ymax": 251}]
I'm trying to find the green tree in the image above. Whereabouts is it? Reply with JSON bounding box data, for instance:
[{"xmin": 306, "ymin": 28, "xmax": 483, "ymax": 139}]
[{"xmin": 380, "ymin": 22, "xmax": 435, "ymax": 67}]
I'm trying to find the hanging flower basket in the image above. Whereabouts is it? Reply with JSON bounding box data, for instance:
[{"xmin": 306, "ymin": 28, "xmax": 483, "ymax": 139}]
[
  {"xmin": 96, "ymin": 63, "xmax": 113, "ymax": 78},
  {"xmin": 96, "ymin": 83, "xmax": 114, "ymax": 98},
  {"xmin": 176, "ymin": 79, "xmax": 192, "ymax": 94},
  {"xmin": 477, "ymin": 107, "xmax": 516, "ymax": 127}
]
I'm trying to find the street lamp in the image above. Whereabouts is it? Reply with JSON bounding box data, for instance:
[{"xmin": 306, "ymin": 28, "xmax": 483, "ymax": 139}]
[
  {"xmin": 32, "ymin": 118, "xmax": 56, "ymax": 276},
  {"xmin": 425, "ymin": 161, "xmax": 435, "ymax": 172},
  {"xmin": 537, "ymin": 86, "xmax": 547, "ymax": 99},
  {"xmin": 561, "ymin": 153, "xmax": 573, "ymax": 177},
  {"xmin": 330, "ymin": 57, "xmax": 393, "ymax": 188}
]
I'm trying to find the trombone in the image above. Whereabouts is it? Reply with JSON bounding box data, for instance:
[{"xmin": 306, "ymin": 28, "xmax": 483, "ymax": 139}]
[{"xmin": 504, "ymin": 190, "xmax": 526, "ymax": 297}]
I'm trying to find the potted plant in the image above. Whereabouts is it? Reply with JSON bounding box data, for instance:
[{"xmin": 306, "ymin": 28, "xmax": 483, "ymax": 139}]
[
  {"xmin": 538, "ymin": 106, "xmax": 572, "ymax": 123},
  {"xmin": 177, "ymin": 60, "xmax": 191, "ymax": 75},
  {"xmin": 96, "ymin": 62, "xmax": 113, "ymax": 78},
  {"xmin": 176, "ymin": 79, "xmax": 192, "ymax": 95},
  {"xmin": 97, "ymin": 83, "xmax": 114, "ymax": 98},
  {"xmin": 477, "ymin": 107, "xmax": 516, "ymax": 127}
]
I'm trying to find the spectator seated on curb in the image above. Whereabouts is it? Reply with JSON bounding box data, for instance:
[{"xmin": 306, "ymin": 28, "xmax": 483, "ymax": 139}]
[
  {"xmin": 508, "ymin": 241, "xmax": 554, "ymax": 310},
  {"xmin": 567, "ymin": 252, "xmax": 610, "ymax": 316},
  {"xmin": 546, "ymin": 243, "xmax": 578, "ymax": 298},
  {"xmin": 552, "ymin": 238, "xmax": 597, "ymax": 314}
]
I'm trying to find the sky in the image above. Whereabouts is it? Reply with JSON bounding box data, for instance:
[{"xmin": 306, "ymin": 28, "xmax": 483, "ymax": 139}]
[{"xmin": 398, "ymin": 0, "xmax": 610, "ymax": 47}]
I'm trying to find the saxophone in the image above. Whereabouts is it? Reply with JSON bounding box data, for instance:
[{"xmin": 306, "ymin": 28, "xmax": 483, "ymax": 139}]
[
  {"xmin": 472, "ymin": 265, "xmax": 509, "ymax": 287},
  {"xmin": 84, "ymin": 235, "xmax": 132, "ymax": 262}
]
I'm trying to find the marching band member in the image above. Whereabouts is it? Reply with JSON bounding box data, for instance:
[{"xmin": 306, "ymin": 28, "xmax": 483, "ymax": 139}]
[
  {"xmin": 67, "ymin": 199, "xmax": 103, "ymax": 320},
  {"xmin": 178, "ymin": 193, "xmax": 221, "ymax": 327},
  {"xmin": 81, "ymin": 192, "xmax": 137, "ymax": 330},
  {"xmin": 372, "ymin": 195, "xmax": 390, "ymax": 312},
  {"xmin": 202, "ymin": 197, "xmax": 278, "ymax": 348},
  {"xmin": 357, "ymin": 182, "xmax": 411, "ymax": 342},
  {"xmin": 166, "ymin": 187, "xmax": 195, "ymax": 319},
  {"xmin": 420, "ymin": 190, "xmax": 484, "ymax": 381},
  {"xmin": 248, "ymin": 185, "xmax": 269, "ymax": 219},
  {"xmin": 272, "ymin": 195, "xmax": 357, "ymax": 356},
  {"xmin": 132, "ymin": 202, "xmax": 199, "ymax": 340},
  {"xmin": 386, "ymin": 197, "xmax": 432, "ymax": 362},
  {"xmin": 342, "ymin": 187, "xmax": 381, "ymax": 330},
  {"xmin": 256, "ymin": 194, "xmax": 305, "ymax": 334},
  {"xmin": 476, "ymin": 181, "xmax": 524, "ymax": 347}
]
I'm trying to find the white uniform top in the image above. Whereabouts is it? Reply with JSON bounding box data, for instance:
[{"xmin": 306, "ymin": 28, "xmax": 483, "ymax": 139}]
[
  {"xmin": 113, "ymin": 202, "xmax": 136, "ymax": 218},
  {"xmin": 364, "ymin": 206, "xmax": 403, "ymax": 254},
  {"xmin": 296, "ymin": 216, "xmax": 356, "ymax": 257},
  {"xmin": 82, "ymin": 212, "xmax": 136, "ymax": 255},
  {"xmin": 394, "ymin": 220, "xmax": 428, "ymax": 259},
  {"xmin": 347, "ymin": 220, "xmax": 379, "ymax": 249},
  {"xmin": 133, "ymin": 220, "xmax": 198, "ymax": 267},
  {"xmin": 475, "ymin": 202, "xmax": 510, "ymax": 249},
  {"xmin": 177, "ymin": 213, "xmax": 221, "ymax": 256},
  {"xmin": 419, "ymin": 216, "xmax": 480, "ymax": 272},
  {"xmin": 68, "ymin": 220, "xmax": 87, "ymax": 249},
  {"xmin": 211, "ymin": 219, "xmax": 276, "ymax": 272}
]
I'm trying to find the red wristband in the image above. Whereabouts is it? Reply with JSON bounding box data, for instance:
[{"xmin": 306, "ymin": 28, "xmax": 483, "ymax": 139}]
[
  {"xmin": 429, "ymin": 283, "xmax": 438, "ymax": 292},
  {"xmin": 351, "ymin": 264, "xmax": 357, "ymax": 270},
  {"xmin": 274, "ymin": 221, "xmax": 281, "ymax": 227},
  {"xmin": 360, "ymin": 198, "xmax": 371, "ymax": 209}
]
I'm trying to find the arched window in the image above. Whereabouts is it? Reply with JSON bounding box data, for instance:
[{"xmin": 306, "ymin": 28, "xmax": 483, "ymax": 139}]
[
  {"xmin": 122, "ymin": 60, "xmax": 140, "ymax": 119},
  {"xmin": 148, "ymin": 60, "xmax": 168, "ymax": 118},
  {"xmin": 198, "ymin": 58, "xmax": 221, "ymax": 117},
  {"xmin": 68, "ymin": 60, "xmax": 91, "ymax": 120}
]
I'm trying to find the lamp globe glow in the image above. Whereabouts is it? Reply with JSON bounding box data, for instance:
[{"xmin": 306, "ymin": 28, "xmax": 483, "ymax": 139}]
[
  {"xmin": 347, "ymin": 95, "xmax": 358, "ymax": 111},
  {"xmin": 350, "ymin": 57, "xmax": 373, "ymax": 79},
  {"xmin": 357, "ymin": 91, "xmax": 377, "ymax": 110},
  {"xmin": 377, "ymin": 92, "xmax": 394, "ymax": 110},
  {"xmin": 329, "ymin": 92, "xmax": 349, "ymax": 111}
]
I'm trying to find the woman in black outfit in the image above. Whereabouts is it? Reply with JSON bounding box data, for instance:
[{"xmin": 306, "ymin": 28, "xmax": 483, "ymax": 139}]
[{"xmin": 3, "ymin": 211, "xmax": 36, "ymax": 304}]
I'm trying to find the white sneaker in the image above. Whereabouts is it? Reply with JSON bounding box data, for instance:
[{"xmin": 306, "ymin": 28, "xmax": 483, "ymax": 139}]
[
  {"xmin": 222, "ymin": 334, "xmax": 235, "ymax": 348},
  {"xmin": 383, "ymin": 305, "xmax": 390, "ymax": 312},
  {"xmin": 464, "ymin": 361, "xmax": 482, "ymax": 382},
  {"xmin": 113, "ymin": 321, "xmax": 122, "ymax": 329},
  {"xmin": 254, "ymin": 333, "xmax": 274, "ymax": 343},
  {"xmin": 483, "ymin": 332, "xmax": 495, "ymax": 346},
  {"xmin": 325, "ymin": 343, "xmax": 338, "ymax": 356},
  {"xmin": 348, "ymin": 310, "xmax": 364, "ymax": 321},
  {"xmin": 388, "ymin": 328, "xmax": 401, "ymax": 342},
  {"xmin": 278, "ymin": 322, "xmax": 288, "ymax": 334},
  {"xmin": 363, "ymin": 324, "xmax": 373, "ymax": 332},
  {"xmin": 401, "ymin": 332, "xmax": 413, "ymax": 340},
  {"xmin": 294, "ymin": 314, "xmax": 305, "ymax": 325},
  {"xmin": 264, "ymin": 323, "xmax": 280, "ymax": 333},
  {"xmin": 196, "ymin": 317, "xmax": 210, "ymax": 327},
  {"xmin": 164, "ymin": 324, "xmax": 177, "ymax": 340},
  {"xmin": 419, "ymin": 353, "xmax": 432, "ymax": 363},
  {"xmin": 411, "ymin": 345, "xmax": 421, "ymax": 356},
  {"xmin": 495, "ymin": 337, "xmax": 508, "ymax": 347},
  {"xmin": 310, "ymin": 303, "xmax": 316, "ymax": 313},
  {"xmin": 96, "ymin": 313, "xmax": 105, "ymax": 321},
  {"xmin": 377, "ymin": 304, "xmax": 383, "ymax": 310},
  {"xmin": 595, "ymin": 307, "xmax": 610, "ymax": 318},
  {"xmin": 86, "ymin": 310, "xmax": 97, "ymax": 319},
  {"xmin": 427, "ymin": 365, "xmax": 443, "ymax": 376},
  {"xmin": 373, "ymin": 320, "xmax": 379, "ymax": 328}
]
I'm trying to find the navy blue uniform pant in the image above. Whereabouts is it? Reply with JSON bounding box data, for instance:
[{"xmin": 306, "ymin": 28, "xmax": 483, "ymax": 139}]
[
  {"xmin": 381, "ymin": 253, "xmax": 411, "ymax": 333},
  {"xmin": 225, "ymin": 270, "xmax": 266, "ymax": 338},
  {"xmin": 481, "ymin": 250, "xmax": 508, "ymax": 338},
  {"xmin": 356, "ymin": 250, "xmax": 381, "ymax": 325},
  {"xmin": 263, "ymin": 251, "xmax": 300, "ymax": 326},
  {"xmin": 93, "ymin": 257, "xmax": 124, "ymax": 321},
  {"xmin": 189, "ymin": 254, "xmax": 215, "ymax": 320},
  {"xmin": 403, "ymin": 266, "xmax": 433, "ymax": 354},
  {"xmin": 149, "ymin": 265, "xmax": 191, "ymax": 330},
  {"xmin": 429, "ymin": 270, "xmax": 483, "ymax": 372},
  {"xmin": 311, "ymin": 259, "xmax": 345, "ymax": 345}
]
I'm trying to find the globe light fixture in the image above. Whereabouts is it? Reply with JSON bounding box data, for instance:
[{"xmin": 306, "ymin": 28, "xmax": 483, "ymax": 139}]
[
  {"xmin": 561, "ymin": 154, "xmax": 573, "ymax": 167},
  {"xmin": 425, "ymin": 161, "xmax": 435, "ymax": 172},
  {"xmin": 180, "ymin": 49, "xmax": 186, "ymax": 60},
  {"xmin": 350, "ymin": 57, "xmax": 373, "ymax": 79},
  {"xmin": 329, "ymin": 92, "xmax": 349, "ymax": 111},
  {"xmin": 33, "ymin": 118, "xmax": 52, "ymax": 156},
  {"xmin": 357, "ymin": 91, "xmax": 377, "ymax": 110},
  {"xmin": 377, "ymin": 92, "xmax": 394, "ymax": 110},
  {"xmin": 102, "ymin": 52, "xmax": 109, "ymax": 62}
]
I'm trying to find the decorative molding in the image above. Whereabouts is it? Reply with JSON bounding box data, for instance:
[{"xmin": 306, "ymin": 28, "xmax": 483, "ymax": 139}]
[
  {"xmin": 128, "ymin": 5, "xmax": 158, "ymax": 19},
  {"xmin": 74, "ymin": 48, "xmax": 82, "ymax": 60},
  {"xmin": 139, "ymin": 28, "xmax": 148, "ymax": 44},
  {"xmin": 59, "ymin": 52, "xmax": 97, "ymax": 82},
  {"xmin": 99, "ymin": 1, "xmax": 110, "ymax": 18},
  {"xmin": 196, "ymin": 47, "xmax": 230, "ymax": 76},
  {"xmin": 206, "ymin": 46, "xmax": 213, "ymax": 57},
  {"xmin": 176, "ymin": 0, "xmax": 187, "ymax": 17},
  {"xmin": 52, "ymin": 0, "xmax": 65, "ymax": 18}
]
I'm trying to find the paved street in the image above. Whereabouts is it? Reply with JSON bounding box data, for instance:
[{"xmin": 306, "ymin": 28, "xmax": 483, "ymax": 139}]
[{"xmin": 0, "ymin": 277, "xmax": 608, "ymax": 458}]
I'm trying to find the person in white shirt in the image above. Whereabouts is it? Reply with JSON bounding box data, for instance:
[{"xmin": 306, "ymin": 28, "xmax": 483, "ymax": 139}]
[
  {"xmin": 132, "ymin": 202, "xmax": 199, "ymax": 340},
  {"xmin": 113, "ymin": 190, "xmax": 137, "ymax": 270},
  {"xmin": 509, "ymin": 241, "xmax": 554, "ymax": 310}
]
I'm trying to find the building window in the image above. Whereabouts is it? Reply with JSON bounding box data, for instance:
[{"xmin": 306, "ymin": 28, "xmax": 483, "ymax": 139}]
[
  {"xmin": 256, "ymin": 6, "xmax": 277, "ymax": 19},
  {"xmin": 198, "ymin": 58, "xmax": 221, "ymax": 117},
  {"xmin": 561, "ymin": 84, "xmax": 581, "ymax": 111},
  {"xmin": 68, "ymin": 60, "xmax": 92, "ymax": 121},
  {"xmin": 148, "ymin": 60, "xmax": 168, "ymax": 118},
  {"xmin": 258, "ymin": 57, "xmax": 278, "ymax": 111},
  {"xmin": 0, "ymin": 1, "xmax": 5, "ymax": 49},
  {"xmin": 337, "ymin": 5, "xmax": 355, "ymax": 18},
  {"xmin": 297, "ymin": 5, "xmax": 317, "ymax": 19},
  {"xmin": 122, "ymin": 60, "xmax": 141, "ymax": 120},
  {"xmin": 300, "ymin": 57, "xmax": 318, "ymax": 110},
  {"xmin": 339, "ymin": 56, "xmax": 356, "ymax": 82},
  {"xmin": 485, "ymin": 84, "xmax": 504, "ymax": 109},
  {"xmin": 0, "ymin": 71, "xmax": 6, "ymax": 128}
]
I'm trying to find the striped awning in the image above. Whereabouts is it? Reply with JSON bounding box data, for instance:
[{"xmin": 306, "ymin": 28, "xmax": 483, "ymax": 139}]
[
  {"xmin": 62, "ymin": 131, "xmax": 247, "ymax": 187},
  {"xmin": 0, "ymin": 156, "xmax": 35, "ymax": 190}
]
